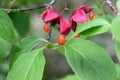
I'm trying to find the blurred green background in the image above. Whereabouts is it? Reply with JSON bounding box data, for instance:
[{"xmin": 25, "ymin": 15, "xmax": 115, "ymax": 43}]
[{"xmin": 0, "ymin": 0, "xmax": 119, "ymax": 80}]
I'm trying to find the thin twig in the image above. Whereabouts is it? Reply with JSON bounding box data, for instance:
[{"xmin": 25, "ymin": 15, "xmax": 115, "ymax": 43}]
[
  {"xmin": 47, "ymin": 25, "xmax": 52, "ymax": 41},
  {"xmin": 4, "ymin": 4, "xmax": 48, "ymax": 13},
  {"xmin": 3, "ymin": 0, "xmax": 56, "ymax": 13},
  {"xmin": 64, "ymin": 0, "xmax": 67, "ymax": 9},
  {"xmin": 106, "ymin": 0, "xmax": 120, "ymax": 16},
  {"xmin": 50, "ymin": 0, "xmax": 56, "ymax": 5},
  {"xmin": 60, "ymin": 0, "xmax": 68, "ymax": 15},
  {"xmin": 9, "ymin": 0, "xmax": 16, "ymax": 9}
]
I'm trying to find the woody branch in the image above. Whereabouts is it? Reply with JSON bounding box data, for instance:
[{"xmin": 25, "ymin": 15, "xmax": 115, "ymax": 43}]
[
  {"xmin": 3, "ymin": 0, "xmax": 56, "ymax": 13},
  {"xmin": 106, "ymin": 0, "xmax": 120, "ymax": 16}
]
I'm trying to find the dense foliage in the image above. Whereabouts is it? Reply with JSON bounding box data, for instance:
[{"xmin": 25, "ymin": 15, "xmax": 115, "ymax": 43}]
[{"xmin": 0, "ymin": 0, "xmax": 120, "ymax": 80}]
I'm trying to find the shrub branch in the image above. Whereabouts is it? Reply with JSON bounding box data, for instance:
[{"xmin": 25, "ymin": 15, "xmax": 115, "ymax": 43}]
[
  {"xmin": 106, "ymin": 0, "xmax": 120, "ymax": 16},
  {"xmin": 3, "ymin": 0, "xmax": 56, "ymax": 13}
]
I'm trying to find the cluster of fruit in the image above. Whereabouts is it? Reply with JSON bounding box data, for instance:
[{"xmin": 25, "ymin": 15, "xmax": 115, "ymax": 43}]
[{"xmin": 39, "ymin": 5, "xmax": 94, "ymax": 45}]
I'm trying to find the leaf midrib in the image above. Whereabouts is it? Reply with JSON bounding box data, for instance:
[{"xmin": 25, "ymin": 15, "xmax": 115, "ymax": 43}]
[
  {"xmin": 67, "ymin": 45, "xmax": 97, "ymax": 70},
  {"xmin": 23, "ymin": 49, "xmax": 40, "ymax": 80},
  {"xmin": 22, "ymin": 38, "xmax": 41, "ymax": 50}
]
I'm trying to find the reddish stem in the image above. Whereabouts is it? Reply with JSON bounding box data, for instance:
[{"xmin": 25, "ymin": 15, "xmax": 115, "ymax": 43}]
[{"xmin": 106, "ymin": 0, "xmax": 120, "ymax": 15}]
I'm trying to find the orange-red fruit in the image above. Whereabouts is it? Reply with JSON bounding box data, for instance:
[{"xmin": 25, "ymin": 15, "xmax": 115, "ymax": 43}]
[
  {"xmin": 74, "ymin": 34, "xmax": 80, "ymax": 38},
  {"xmin": 43, "ymin": 23, "xmax": 50, "ymax": 32},
  {"xmin": 89, "ymin": 11, "xmax": 94, "ymax": 21},
  {"xmin": 58, "ymin": 34, "xmax": 66, "ymax": 45}
]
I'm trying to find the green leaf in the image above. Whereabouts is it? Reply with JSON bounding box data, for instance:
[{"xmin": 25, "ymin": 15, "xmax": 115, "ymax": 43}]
[
  {"xmin": 9, "ymin": 45, "xmax": 21, "ymax": 69},
  {"xmin": 57, "ymin": 47, "xmax": 65, "ymax": 55},
  {"xmin": 96, "ymin": 0, "xmax": 101, "ymax": 9},
  {"xmin": 80, "ymin": 25, "xmax": 109, "ymax": 36},
  {"xmin": 0, "ymin": 60, "xmax": 9, "ymax": 73},
  {"xmin": 78, "ymin": 18, "xmax": 110, "ymax": 35},
  {"xmin": 116, "ymin": 64, "xmax": 120, "ymax": 80},
  {"xmin": 111, "ymin": 16, "xmax": 120, "ymax": 43},
  {"xmin": 115, "ymin": 41, "xmax": 120, "ymax": 61},
  {"xmin": 116, "ymin": 0, "xmax": 120, "ymax": 12},
  {"xmin": 0, "ymin": 37, "xmax": 11, "ymax": 62},
  {"xmin": 65, "ymin": 39, "xmax": 116, "ymax": 80},
  {"xmin": 7, "ymin": 48, "xmax": 45, "ymax": 80},
  {"xmin": 101, "ymin": 15, "xmax": 113, "ymax": 23},
  {"xmin": 0, "ymin": 9, "xmax": 17, "ymax": 44},
  {"xmin": 68, "ymin": 18, "xmax": 110, "ymax": 40},
  {"xmin": 9, "ymin": 12, "xmax": 29, "ymax": 36},
  {"xmin": 20, "ymin": 35, "xmax": 44, "ymax": 51},
  {"xmin": 9, "ymin": 35, "xmax": 45, "ymax": 69},
  {"xmin": 61, "ymin": 75, "xmax": 79, "ymax": 80}
]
